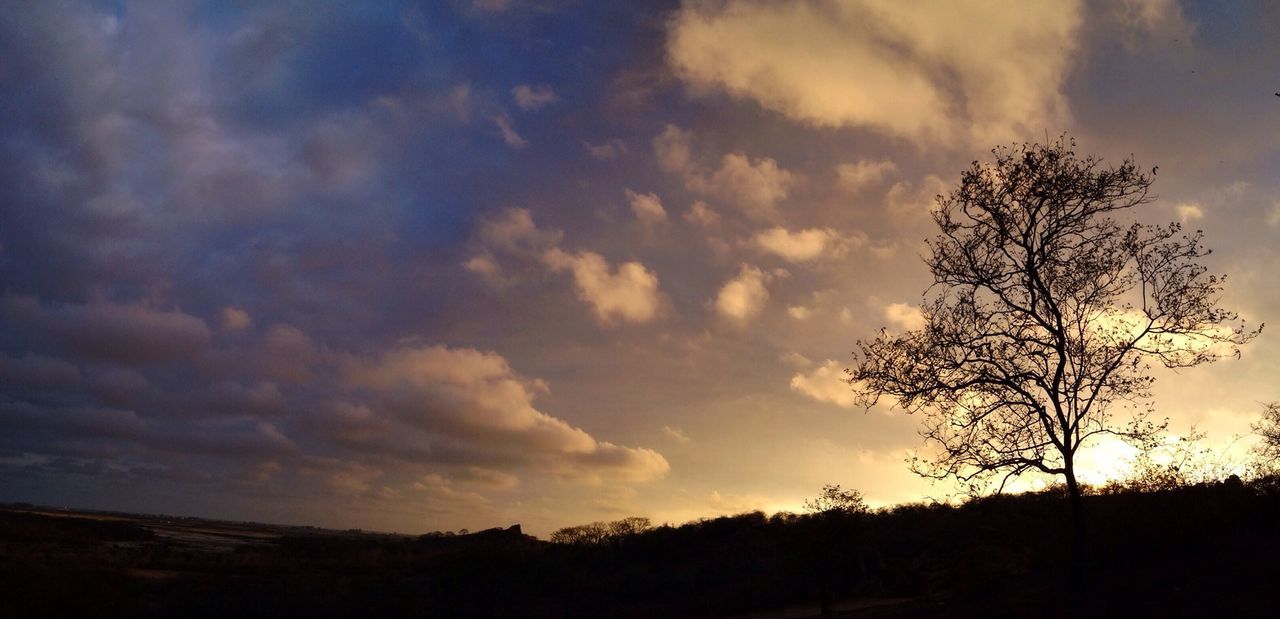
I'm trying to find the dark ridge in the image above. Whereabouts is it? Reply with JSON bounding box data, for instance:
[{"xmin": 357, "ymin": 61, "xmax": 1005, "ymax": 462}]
[{"xmin": 5, "ymin": 476, "xmax": 1280, "ymax": 617}]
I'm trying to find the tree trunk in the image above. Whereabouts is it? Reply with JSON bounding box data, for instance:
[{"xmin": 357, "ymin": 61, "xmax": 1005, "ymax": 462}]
[{"xmin": 1064, "ymin": 465, "xmax": 1086, "ymax": 591}]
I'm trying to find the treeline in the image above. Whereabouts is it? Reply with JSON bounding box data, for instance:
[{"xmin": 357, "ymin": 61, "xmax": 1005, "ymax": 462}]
[{"xmin": 6, "ymin": 472, "xmax": 1280, "ymax": 617}]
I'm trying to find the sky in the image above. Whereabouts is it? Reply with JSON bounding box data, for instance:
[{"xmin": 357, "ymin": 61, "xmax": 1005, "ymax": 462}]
[{"xmin": 1, "ymin": 0, "xmax": 1278, "ymax": 537}]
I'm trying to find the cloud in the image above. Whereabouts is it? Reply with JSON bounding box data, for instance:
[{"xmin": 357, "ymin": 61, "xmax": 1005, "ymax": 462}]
[
  {"xmin": 714, "ymin": 264, "xmax": 770, "ymax": 323},
  {"xmin": 4, "ymin": 295, "xmax": 211, "ymax": 365},
  {"xmin": 259, "ymin": 323, "xmax": 320, "ymax": 383},
  {"xmin": 0, "ymin": 400, "xmax": 147, "ymax": 441},
  {"xmin": 302, "ymin": 113, "xmax": 382, "ymax": 187},
  {"xmin": 470, "ymin": 209, "xmax": 665, "ymax": 325},
  {"xmin": 341, "ymin": 345, "xmax": 670, "ymax": 482},
  {"xmin": 837, "ymin": 159, "xmax": 897, "ymax": 192},
  {"xmin": 652, "ymin": 125, "xmax": 795, "ymax": 221},
  {"xmin": 790, "ymin": 359, "xmax": 856, "ymax": 408},
  {"xmin": 86, "ymin": 367, "xmax": 150, "ymax": 406},
  {"xmin": 583, "ymin": 138, "xmax": 628, "ymax": 160},
  {"xmin": 884, "ymin": 302, "xmax": 925, "ymax": 332},
  {"xmin": 543, "ymin": 248, "xmax": 664, "ymax": 325},
  {"xmin": 203, "ymin": 380, "xmax": 284, "ymax": 416},
  {"xmin": 1176, "ymin": 202, "xmax": 1204, "ymax": 223},
  {"xmin": 684, "ymin": 201, "xmax": 720, "ymax": 227},
  {"xmin": 157, "ymin": 418, "xmax": 297, "ymax": 457},
  {"xmin": 448, "ymin": 465, "xmax": 520, "ymax": 490},
  {"xmin": 511, "ymin": 84, "xmax": 557, "ymax": 110},
  {"xmin": 707, "ymin": 490, "xmax": 768, "ymax": 515},
  {"xmin": 686, "ymin": 153, "xmax": 794, "ymax": 221},
  {"xmin": 754, "ymin": 227, "xmax": 857, "ymax": 262},
  {"xmin": 667, "ymin": 0, "xmax": 1082, "ymax": 146},
  {"xmin": 1270, "ymin": 202, "xmax": 1280, "ymax": 227},
  {"xmin": 886, "ymin": 175, "xmax": 948, "ymax": 221},
  {"xmin": 413, "ymin": 473, "xmax": 492, "ymax": 508},
  {"xmin": 221, "ymin": 307, "xmax": 253, "ymax": 331},
  {"xmin": 1111, "ymin": 0, "xmax": 1192, "ymax": 36},
  {"xmin": 625, "ymin": 189, "xmax": 668, "ymax": 225},
  {"xmin": 478, "ymin": 208, "xmax": 563, "ymax": 254},
  {"xmin": 463, "ymin": 253, "xmax": 505, "ymax": 287},
  {"xmin": 300, "ymin": 456, "xmax": 387, "ymax": 496},
  {"xmin": 0, "ymin": 353, "xmax": 82, "ymax": 391},
  {"xmin": 653, "ymin": 124, "xmax": 693, "ymax": 173},
  {"xmin": 663, "ymin": 425, "xmax": 692, "ymax": 444},
  {"xmin": 494, "ymin": 113, "xmax": 528, "ymax": 148},
  {"xmin": 780, "ymin": 351, "xmax": 812, "ymax": 367}
]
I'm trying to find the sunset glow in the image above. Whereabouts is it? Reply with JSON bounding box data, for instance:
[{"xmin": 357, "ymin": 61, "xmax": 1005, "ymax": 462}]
[{"xmin": 1, "ymin": 1, "xmax": 1277, "ymax": 538}]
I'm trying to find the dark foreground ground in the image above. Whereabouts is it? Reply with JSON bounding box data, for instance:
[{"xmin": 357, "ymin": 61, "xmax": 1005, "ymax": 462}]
[{"xmin": 4, "ymin": 478, "xmax": 1280, "ymax": 618}]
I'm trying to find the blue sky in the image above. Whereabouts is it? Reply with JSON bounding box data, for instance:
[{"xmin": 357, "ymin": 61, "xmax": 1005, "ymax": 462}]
[{"xmin": 1, "ymin": 0, "xmax": 1278, "ymax": 535}]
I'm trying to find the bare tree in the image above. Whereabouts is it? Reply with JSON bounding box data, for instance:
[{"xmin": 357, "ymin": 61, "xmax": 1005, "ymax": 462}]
[
  {"xmin": 1252, "ymin": 402, "xmax": 1280, "ymax": 466},
  {"xmin": 849, "ymin": 137, "xmax": 1260, "ymax": 582}
]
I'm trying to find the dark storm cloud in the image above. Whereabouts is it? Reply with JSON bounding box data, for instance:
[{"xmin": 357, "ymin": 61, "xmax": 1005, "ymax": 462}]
[
  {"xmin": 3, "ymin": 296, "xmax": 211, "ymax": 365},
  {"xmin": 0, "ymin": 401, "xmax": 147, "ymax": 443}
]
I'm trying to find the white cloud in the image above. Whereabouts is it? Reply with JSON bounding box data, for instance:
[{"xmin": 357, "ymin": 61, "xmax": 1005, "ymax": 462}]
[
  {"xmin": 667, "ymin": 1, "xmax": 1082, "ymax": 147},
  {"xmin": 884, "ymin": 302, "xmax": 925, "ymax": 331},
  {"xmin": 493, "ymin": 113, "xmax": 527, "ymax": 149},
  {"xmin": 625, "ymin": 189, "xmax": 668, "ymax": 225},
  {"xmin": 790, "ymin": 359, "xmax": 856, "ymax": 408},
  {"xmin": 543, "ymin": 248, "xmax": 664, "ymax": 325},
  {"xmin": 836, "ymin": 159, "xmax": 897, "ymax": 192},
  {"xmin": 1270, "ymin": 202, "xmax": 1280, "ymax": 227},
  {"xmin": 714, "ymin": 264, "xmax": 770, "ymax": 323},
  {"xmin": 1176, "ymin": 202, "xmax": 1204, "ymax": 223},
  {"xmin": 754, "ymin": 227, "xmax": 855, "ymax": 262},
  {"xmin": 511, "ymin": 84, "xmax": 557, "ymax": 110},
  {"xmin": 787, "ymin": 305, "xmax": 811, "ymax": 320}
]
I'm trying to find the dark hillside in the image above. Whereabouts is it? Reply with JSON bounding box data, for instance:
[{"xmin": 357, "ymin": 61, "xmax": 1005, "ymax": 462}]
[{"xmin": 4, "ymin": 478, "xmax": 1280, "ymax": 617}]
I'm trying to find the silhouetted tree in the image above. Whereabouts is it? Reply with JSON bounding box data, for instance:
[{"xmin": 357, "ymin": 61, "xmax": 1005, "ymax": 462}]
[
  {"xmin": 1103, "ymin": 427, "xmax": 1232, "ymax": 493},
  {"xmin": 549, "ymin": 522, "xmax": 609, "ymax": 545},
  {"xmin": 849, "ymin": 136, "xmax": 1260, "ymax": 585},
  {"xmin": 804, "ymin": 485, "xmax": 869, "ymax": 517},
  {"xmin": 549, "ymin": 516, "xmax": 653, "ymax": 545},
  {"xmin": 1252, "ymin": 402, "xmax": 1280, "ymax": 467},
  {"xmin": 803, "ymin": 485, "xmax": 869, "ymax": 614}
]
